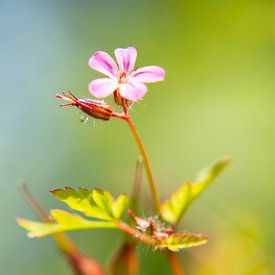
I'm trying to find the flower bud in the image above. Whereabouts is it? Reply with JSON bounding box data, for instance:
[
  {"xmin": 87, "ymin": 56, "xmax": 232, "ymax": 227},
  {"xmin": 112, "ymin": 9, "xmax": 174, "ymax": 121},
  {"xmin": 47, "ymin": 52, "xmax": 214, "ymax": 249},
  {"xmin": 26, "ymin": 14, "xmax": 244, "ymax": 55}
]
[
  {"xmin": 113, "ymin": 89, "xmax": 132, "ymax": 107},
  {"xmin": 56, "ymin": 91, "xmax": 113, "ymax": 121}
]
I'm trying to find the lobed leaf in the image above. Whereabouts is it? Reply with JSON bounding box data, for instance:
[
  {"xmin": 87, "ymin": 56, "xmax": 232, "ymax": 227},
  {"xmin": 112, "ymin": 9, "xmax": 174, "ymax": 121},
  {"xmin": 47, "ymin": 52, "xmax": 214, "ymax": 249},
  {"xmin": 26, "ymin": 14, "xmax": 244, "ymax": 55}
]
[
  {"xmin": 160, "ymin": 182, "xmax": 191, "ymax": 224},
  {"xmin": 161, "ymin": 157, "xmax": 232, "ymax": 224},
  {"xmin": 16, "ymin": 209, "xmax": 117, "ymax": 238},
  {"xmin": 111, "ymin": 194, "xmax": 129, "ymax": 220},
  {"xmin": 50, "ymin": 187, "xmax": 129, "ymax": 221},
  {"xmin": 156, "ymin": 233, "xmax": 208, "ymax": 252},
  {"xmin": 192, "ymin": 157, "xmax": 231, "ymax": 199}
]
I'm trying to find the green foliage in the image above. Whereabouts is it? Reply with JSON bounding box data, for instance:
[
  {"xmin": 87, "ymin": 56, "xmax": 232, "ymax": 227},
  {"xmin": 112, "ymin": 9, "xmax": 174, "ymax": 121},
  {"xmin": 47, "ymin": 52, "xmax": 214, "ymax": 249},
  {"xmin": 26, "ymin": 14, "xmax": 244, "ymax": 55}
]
[
  {"xmin": 17, "ymin": 187, "xmax": 129, "ymax": 238},
  {"xmin": 16, "ymin": 209, "xmax": 117, "ymax": 238},
  {"xmin": 50, "ymin": 187, "xmax": 129, "ymax": 221},
  {"xmin": 161, "ymin": 157, "xmax": 231, "ymax": 224},
  {"xmin": 111, "ymin": 194, "xmax": 129, "ymax": 220},
  {"xmin": 157, "ymin": 233, "xmax": 208, "ymax": 252}
]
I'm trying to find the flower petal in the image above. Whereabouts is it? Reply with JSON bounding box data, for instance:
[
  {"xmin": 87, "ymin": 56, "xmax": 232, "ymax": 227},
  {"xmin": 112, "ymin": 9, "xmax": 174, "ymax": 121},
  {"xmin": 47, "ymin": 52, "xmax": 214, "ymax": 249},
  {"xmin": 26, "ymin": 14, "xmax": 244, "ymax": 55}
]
[
  {"xmin": 89, "ymin": 78, "xmax": 118, "ymax": 98},
  {"xmin": 130, "ymin": 66, "xmax": 165, "ymax": 83},
  {"xmin": 114, "ymin": 47, "xmax": 137, "ymax": 73},
  {"xmin": 119, "ymin": 82, "xmax": 147, "ymax": 101},
  {"xmin": 89, "ymin": 51, "xmax": 118, "ymax": 78}
]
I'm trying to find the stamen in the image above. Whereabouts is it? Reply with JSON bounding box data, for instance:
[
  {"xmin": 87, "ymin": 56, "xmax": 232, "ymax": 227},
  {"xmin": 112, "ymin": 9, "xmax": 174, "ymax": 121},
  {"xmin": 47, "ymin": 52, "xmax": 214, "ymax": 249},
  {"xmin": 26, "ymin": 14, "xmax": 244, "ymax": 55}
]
[{"xmin": 119, "ymin": 71, "xmax": 127, "ymax": 83}]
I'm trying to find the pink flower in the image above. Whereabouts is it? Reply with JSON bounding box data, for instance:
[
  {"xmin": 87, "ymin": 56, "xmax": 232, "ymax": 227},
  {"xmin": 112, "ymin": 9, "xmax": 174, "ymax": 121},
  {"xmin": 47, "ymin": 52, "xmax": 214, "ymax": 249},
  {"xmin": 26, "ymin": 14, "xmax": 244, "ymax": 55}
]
[{"xmin": 88, "ymin": 47, "xmax": 165, "ymax": 102}]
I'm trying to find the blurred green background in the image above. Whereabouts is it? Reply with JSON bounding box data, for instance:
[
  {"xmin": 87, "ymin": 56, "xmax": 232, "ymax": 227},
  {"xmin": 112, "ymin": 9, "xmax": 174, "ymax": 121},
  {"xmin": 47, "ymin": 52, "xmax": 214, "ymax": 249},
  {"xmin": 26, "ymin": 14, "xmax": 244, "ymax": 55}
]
[{"xmin": 1, "ymin": 0, "xmax": 274, "ymax": 274}]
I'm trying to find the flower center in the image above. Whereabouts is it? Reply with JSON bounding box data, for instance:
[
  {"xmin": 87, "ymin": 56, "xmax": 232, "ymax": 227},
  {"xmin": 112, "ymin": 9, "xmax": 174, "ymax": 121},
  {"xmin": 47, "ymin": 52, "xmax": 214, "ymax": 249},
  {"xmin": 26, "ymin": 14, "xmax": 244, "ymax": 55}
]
[{"xmin": 118, "ymin": 71, "xmax": 127, "ymax": 83}]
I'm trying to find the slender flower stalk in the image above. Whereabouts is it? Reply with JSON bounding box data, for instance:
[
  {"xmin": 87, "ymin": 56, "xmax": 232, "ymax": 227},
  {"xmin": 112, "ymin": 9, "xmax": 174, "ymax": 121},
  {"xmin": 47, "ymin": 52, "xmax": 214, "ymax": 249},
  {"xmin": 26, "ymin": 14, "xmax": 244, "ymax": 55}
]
[{"xmin": 124, "ymin": 115, "xmax": 161, "ymax": 213}]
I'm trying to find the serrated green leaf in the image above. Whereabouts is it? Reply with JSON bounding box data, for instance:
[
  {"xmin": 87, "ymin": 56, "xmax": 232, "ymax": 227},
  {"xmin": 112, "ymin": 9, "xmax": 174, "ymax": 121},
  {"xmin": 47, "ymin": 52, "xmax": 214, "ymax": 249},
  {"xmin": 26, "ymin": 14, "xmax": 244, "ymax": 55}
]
[
  {"xmin": 160, "ymin": 182, "xmax": 191, "ymax": 224},
  {"xmin": 50, "ymin": 187, "xmax": 94, "ymax": 215},
  {"xmin": 16, "ymin": 209, "xmax": 117, "ymax": 238},
  {"xmin": 50, "ymin": 187, "xmax": 129, "ymax": 221},
  {"xmin": 192, "ymin": 157, "xmax": 231, "ymax": 199},
  {"xmin": 112, "ymin": 194, "xmax": 129, "ymax": 220},
  {"xmin": 157, "ymin": 233, "xmax": 208, "ymax": 252},
  {"xmin": 92, "ymin": 188, "xmax": 113, "ymax": 216},
  {"xmin": 161, "ymin": 157, "xmax": 231, "ymax": 224}
]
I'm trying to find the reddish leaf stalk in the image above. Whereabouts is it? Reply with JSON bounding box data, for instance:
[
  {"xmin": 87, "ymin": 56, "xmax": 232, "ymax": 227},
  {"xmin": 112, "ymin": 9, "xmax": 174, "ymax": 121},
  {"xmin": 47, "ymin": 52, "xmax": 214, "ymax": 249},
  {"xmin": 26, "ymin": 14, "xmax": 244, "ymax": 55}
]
[
  {"xmin": 109, "ymin": 241, "xmax": 138, "ymax": 275},
  {"xmin": 167, "ymin": 251, "xmax": 185, "ymax": 275},
  {"xmin": 118, "ymin": 222, "xmax": 156, "ymax": 246}
]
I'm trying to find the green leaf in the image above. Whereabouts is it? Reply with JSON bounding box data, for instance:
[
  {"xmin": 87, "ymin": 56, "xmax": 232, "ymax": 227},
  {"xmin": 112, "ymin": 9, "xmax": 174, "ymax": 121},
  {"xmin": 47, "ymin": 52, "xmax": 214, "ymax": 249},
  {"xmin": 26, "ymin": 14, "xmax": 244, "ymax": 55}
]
[
  {"xmin": 157, "ymin": 233, "xmax": 208, "ymax": 252},
  {"xmin": 160, "ymin": 182, "xmax": 192, "ymax": 224},
  {"xmin": 16, "ymin": 209, "xmax": 117, "ymax": 238},
  {"xmin": 161, "ymin": 157, "xmax": 232, "ymax": 224},
  {"xmin": 112, "ymin": 194, "xmax": 129, "ymax": 220},
  {"xmin": 92, "ymin": 188, "xmax": 112, "ymax": 213},
  {"xmin": 50, "ymin": 187, "xmax": 129, "ymax": 221},
  {"xmin": 192, "ymin": 157, "xmax": 231, "ymax": 199}
]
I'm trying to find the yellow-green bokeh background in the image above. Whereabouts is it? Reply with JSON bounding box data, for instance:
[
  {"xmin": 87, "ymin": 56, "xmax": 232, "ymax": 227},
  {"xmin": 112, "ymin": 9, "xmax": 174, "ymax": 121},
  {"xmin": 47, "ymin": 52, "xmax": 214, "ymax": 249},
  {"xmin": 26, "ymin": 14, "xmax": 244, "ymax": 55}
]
[{"xmin": 1, "ymin": 0, "xmax": 275, "ymax": 274}]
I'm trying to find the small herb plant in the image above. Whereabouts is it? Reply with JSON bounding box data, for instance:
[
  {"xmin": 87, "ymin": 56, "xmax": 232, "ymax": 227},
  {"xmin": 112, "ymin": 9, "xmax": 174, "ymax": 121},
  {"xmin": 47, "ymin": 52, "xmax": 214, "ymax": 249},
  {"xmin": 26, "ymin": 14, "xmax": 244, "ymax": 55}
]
[{"xmin": 17, "ymin": 47, "xmax": 231, "ymax": 275}]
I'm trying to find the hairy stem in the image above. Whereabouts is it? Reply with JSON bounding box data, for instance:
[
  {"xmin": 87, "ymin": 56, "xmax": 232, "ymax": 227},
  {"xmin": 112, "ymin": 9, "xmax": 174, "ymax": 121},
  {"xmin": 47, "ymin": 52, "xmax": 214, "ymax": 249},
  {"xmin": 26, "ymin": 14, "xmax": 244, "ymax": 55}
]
[
  {"xmin": 124, "ymin": 116, "xmax": 161, "ymax": 213},
  {"xmin": 118, "ymin": 222, "xmax": 184, "ymax": 275},
  {"xmin": 118, "ymin": 222, "xmax": 156, "ymax": 246}
]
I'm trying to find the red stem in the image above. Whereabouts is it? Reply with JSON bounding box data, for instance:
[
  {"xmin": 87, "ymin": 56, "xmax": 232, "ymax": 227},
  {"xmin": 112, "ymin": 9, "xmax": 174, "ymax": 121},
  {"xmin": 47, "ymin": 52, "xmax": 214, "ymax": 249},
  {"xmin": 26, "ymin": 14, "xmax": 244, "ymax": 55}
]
[{"xmin": 167, "ymin": 252, "xmax": 185, "ymax": 275}]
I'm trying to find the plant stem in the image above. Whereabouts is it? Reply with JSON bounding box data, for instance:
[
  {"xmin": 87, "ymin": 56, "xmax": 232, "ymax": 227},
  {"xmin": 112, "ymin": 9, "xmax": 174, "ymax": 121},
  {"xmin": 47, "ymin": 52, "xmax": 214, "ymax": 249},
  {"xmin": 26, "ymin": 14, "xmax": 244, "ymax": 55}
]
[
  {"xmin": 130, "ymin": 155, "xmax": 143, "ymax": 213},
  {"xmin": 118, "ymin": 222, "xmax": 184, "ymax": 275},
  {"xmin": 166, "ymin": 251, "xmax": 185, "ymax": 275},
  {"xmin": 124, "ymin": 116, "xmax": 161, "ymax": 213},
  {"xmin": 118, "ymin": 221, "xmax": 156, "ymax": 246},
  {"xmin": 114, "ymin": 109, "xmax": 185, "ymax": 275}
]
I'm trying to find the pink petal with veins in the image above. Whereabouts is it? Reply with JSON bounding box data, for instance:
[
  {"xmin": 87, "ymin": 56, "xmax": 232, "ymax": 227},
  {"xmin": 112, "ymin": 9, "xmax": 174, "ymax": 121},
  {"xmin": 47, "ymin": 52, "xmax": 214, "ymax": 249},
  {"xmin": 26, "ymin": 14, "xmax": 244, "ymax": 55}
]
[
  {"xmin": 89, "ymin": 78, "xmax": 118, "ymax": 98},
  {"xmin": 89, "ymin": 51, "xmax": 118, "ymax": 79},
  {"xmin": 114, "ymin": 47, "xmax": 137, "ymax": 74},
  {"xmin": 130, "ymin": 66, "xmax": 165, "ymax": 83},
  {"xmin": 119, "ymin": 82, "xmax": 148, "ymax": 101}
]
